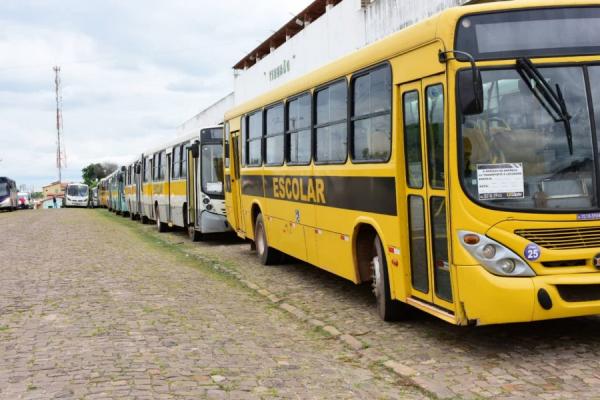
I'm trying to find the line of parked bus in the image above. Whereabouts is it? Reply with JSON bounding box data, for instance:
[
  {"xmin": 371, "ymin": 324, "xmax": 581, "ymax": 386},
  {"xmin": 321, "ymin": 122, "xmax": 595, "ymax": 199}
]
[
  {"xmin": 93, "ymin": 0, "xmax": 600, "ymax": 326},
  {"xmin": 98, "ymin": 126, "xmax": 229, "ymax": 240}
]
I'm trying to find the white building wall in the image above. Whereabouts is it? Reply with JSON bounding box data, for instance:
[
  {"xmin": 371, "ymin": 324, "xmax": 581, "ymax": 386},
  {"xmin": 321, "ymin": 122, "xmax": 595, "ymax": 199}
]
[
  {"xmin": 176, "ymin": 92, "xmax": 234, "ymax": 135},
  {"xmin": 365, "ymin": 0, "xmax": 468, "ymax": 43},
  {"xmin": 233, "ymin": 0, "xmax": 471, "ymax": 105},
  {"xmin": 233, "ymin": 0, "xmax": 365, "ymax": 106}
]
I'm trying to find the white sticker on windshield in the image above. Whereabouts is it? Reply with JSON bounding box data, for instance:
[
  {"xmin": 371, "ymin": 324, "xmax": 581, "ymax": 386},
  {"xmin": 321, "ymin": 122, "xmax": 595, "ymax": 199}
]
[
  {"xmin": 477, "ymin": 163, "xmax": 524, "ymax": 200},
  {"xmin": 206, "ymin": 182, "xmax": 223, "ymax": 192}
]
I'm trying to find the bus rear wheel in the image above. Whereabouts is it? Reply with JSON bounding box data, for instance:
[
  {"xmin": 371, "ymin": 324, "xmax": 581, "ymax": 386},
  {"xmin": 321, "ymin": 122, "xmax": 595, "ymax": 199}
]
[
  {"xmin": 254, "ymin": 213, "xmax": 282, "ymax": 265},
  {"xmin": 372, "ymin": 235, "xmax": 407, "ymax": 321},
  {"xmin": 155, "ymin": 206, "xmax": 167, "ymax": 233}
]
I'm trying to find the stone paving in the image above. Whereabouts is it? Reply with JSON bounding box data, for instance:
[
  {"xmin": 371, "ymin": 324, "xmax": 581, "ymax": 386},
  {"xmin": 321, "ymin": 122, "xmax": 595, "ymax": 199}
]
[
  {"xmin": 0, "ymin": 209, "xmax": 426, "ymax": 400},
  {"xmin": 139, "ymin": 213, "xmax": 600, "ymax": 400}
]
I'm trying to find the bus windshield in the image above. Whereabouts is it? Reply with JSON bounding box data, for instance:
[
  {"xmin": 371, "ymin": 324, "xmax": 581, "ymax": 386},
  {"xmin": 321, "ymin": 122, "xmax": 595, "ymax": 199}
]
[
  {"xmin": 0, "ymin": 183, "xmax": 9, "ymax": 196},
  {"xmin": 456, "ymin": 7, "xmax": 600, "ymax": 60},
  {"xmin": 68, "ymin": 185, "xmax": 88, "ymax": 197},
  {"xmin": 201, "ymin": 144, "xmax": 224, "ymax": 196},
  {"xmin": 459, "ymin": 65, "xmax": 600, "ymax": 212}
]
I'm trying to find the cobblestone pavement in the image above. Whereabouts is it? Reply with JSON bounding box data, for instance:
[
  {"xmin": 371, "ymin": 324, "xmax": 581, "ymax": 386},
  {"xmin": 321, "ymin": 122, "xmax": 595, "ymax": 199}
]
[
  {"xmin": 0, "ymin": 209, "xmax": 427, "ymax": 400},
  {"xmin": 139, "ymin": 212, "xmax": 600, "ymax": 400}
]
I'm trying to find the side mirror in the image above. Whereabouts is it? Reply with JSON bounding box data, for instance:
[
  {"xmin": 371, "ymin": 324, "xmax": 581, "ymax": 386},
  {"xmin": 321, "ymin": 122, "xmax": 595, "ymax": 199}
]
[
  {"xmin": 121, "ymin": 166, "xmax": 126, "ymax": 172},
  {"xmin": 190, "ymin": 143, "xmax": 199, "ymax": 159},
  {"xmin": 135, "ymin": 164, "xmax": 141, "ymax": 174},
  {"xmin": 459, "ymin": 68, "xmax": 484, "ymax": 115},
  {"xmin": 224, "ymin": 143, "xmax": 230, "ymax": 159}
]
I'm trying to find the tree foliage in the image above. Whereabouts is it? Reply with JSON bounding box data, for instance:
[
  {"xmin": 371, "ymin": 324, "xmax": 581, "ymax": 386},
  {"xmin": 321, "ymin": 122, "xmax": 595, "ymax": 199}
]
[{"xmin": 82, "ymin": 162, "xmax": 118, "ymax": 186}]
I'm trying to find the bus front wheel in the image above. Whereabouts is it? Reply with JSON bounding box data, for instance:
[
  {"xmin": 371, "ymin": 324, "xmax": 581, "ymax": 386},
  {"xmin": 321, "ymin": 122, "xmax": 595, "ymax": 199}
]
[
  {"xmin": 372, "ymin": 235, "xmax": 406, "ymax": 321},
  {"xmin": 188, "ymin": 225, "xmax": 202, "ymax": 242},
  {"xmin": 254, "ymin": 213, "xmax": 281, "ymax": 265}
]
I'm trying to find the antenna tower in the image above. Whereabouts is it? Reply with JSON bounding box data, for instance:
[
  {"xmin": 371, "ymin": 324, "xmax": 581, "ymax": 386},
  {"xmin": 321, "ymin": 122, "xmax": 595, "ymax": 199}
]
[{"xmin": 53, "ymin": 66, "xmax": 67, "ymax": 182}]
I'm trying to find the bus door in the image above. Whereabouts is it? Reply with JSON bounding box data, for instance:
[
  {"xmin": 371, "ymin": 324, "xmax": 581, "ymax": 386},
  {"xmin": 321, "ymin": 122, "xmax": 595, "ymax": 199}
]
[
  {"xmin": 167, "ymin": 153, "xmax": 172, "ymax": 223},
  {"xmin": 135, "ymin": 161, "xmax": 142, "ymax": 215},
  {"xmin": 400, "ymin": 77, "xmax": 453, "ymax": 311},
  {"xmin": 186, "ymin": 145, "xmax": 198, "ymax": 229},
  {"xmin": 230, "ymin": 130, "xmax": 245, "ymax": 236}
]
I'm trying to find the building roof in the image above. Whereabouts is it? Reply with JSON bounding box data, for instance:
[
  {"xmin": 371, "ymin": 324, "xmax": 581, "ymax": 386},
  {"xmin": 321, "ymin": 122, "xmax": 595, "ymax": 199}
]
[{"xmin": 233, "ymin": 0, "xmax": 342, "ymax": 70}]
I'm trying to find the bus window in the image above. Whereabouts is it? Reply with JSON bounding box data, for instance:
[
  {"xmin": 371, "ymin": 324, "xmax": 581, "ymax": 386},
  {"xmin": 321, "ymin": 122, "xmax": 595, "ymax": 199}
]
[
  {"xmin": 265, "ymin": 103, "xmax": 284, "ymax": 166},
  {"xmin": 315, "ymin": 80, "xmax": 347, "ymax": 163},
  {"xmin": 159, "ymin": 151, "xmax": 166, "ymax": 180},
  {"xmin": 181, "ymin": 144, "xmax": 187, "ymax": 178},
  {"xmin": 172, "ymin": 146, "xmax": 180, "ymax": 179},
  {"xmin": 352, "ymin": 65, "xmax": 392, "ymax": 162},
  {"xmin": 286, "ymin": 93, "xmax": 311, "ymax": 164},
  {"xmin": 426, "ymin": 84, "xmax": 445, "ymax": 188},
  {"xmin": 409, "ymin": 195, "xmax": 428, "ymax": 293},
  {"xmin": 153, "ymin": 154, "xmax": 159, "ymax": 181},
  {"xmin": 431, "ymin": 197, "xmax": 452, "ymax": 302},
  {"xmin": 403, "ymin": 91, "xmax": 423, "ymax": 188},
  {"xmin": 202, "ymin": 143, "xmax": 224, "ymax": 196},
  {"xmin": 144, "ymin": 157, "xmax": 152, "ymax": 182},
  {"xmin": 247, "ymin": 111, "xmax": 263, "ymax": 166}
]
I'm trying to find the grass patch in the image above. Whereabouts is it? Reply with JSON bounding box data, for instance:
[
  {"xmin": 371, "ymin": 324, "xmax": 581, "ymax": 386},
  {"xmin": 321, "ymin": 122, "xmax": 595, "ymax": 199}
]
[{"xmin": 0, "ymin": 325, "xmax": 9, "ymax": 332}]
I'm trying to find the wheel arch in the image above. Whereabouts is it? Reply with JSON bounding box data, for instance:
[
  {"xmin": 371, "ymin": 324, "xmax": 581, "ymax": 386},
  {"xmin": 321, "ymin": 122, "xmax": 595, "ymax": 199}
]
[{"xmin": 351, "ymin": 217, "xmax": 390, "ymax": 284}]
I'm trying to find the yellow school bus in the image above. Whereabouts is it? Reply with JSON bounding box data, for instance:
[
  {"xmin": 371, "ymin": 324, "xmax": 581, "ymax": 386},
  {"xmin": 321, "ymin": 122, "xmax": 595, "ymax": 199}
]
[{"xmin": 224, "ymin": 0, "xmax": 600, "ymax": 325}]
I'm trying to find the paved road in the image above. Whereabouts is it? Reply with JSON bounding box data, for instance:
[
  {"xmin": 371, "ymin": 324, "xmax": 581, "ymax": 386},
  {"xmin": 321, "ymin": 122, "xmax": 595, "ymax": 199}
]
[
  {"xmin": 0, "ymin": 209, "xmax": 426, "ymax": 400},
  {"xmin": 141, "ymin": 212, "xmax": 600, "ymax": 400}
]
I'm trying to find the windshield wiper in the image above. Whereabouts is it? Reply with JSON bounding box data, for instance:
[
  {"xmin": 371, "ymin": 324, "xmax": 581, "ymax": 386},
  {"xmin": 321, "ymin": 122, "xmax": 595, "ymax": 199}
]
[{"xmin": 516, "ymin": 57, "xmax": 573, "ymax": 155}]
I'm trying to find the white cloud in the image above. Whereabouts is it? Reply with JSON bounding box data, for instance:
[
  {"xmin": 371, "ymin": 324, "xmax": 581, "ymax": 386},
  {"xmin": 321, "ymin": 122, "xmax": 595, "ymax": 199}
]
[{"xmin": 0, "ymin": 0, "xmax": 312, "ymax": 190}]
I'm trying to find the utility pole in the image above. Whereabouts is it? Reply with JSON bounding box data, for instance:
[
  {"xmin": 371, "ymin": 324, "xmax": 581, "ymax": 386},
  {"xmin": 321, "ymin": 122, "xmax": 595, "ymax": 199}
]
[{"xmin": 53, "ymin": 66, "xmax": 66, "ymax": 183}]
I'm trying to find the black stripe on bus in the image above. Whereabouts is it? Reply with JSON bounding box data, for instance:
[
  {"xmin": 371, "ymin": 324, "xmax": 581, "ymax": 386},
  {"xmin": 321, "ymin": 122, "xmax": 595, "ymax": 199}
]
[
  {"xmin": 241, "ymin": 175, "xmax": 265, "ymax": 197},
  {"xmin": 241, "ymin": 174, "xmax": 397, "ymax": 216}
]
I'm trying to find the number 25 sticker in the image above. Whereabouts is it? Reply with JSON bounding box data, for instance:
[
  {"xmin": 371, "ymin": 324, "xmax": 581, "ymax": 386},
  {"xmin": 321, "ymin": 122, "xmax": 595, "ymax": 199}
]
[{"xmin": 524, "ymin": 244, "xmax": 541, "ymax": 261}]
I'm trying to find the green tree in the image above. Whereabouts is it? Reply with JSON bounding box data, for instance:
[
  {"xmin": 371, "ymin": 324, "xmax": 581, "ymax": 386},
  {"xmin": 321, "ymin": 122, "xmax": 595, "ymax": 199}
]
[{"xmin": 82, "ymin": 162, "xmax": 117, "ymax": 186}]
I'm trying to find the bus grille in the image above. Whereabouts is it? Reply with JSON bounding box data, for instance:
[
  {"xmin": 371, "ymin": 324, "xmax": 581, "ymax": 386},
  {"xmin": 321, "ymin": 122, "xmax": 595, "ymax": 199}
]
[
  {"xmin": 556, "ymin": 284, "xmax": 600, "ymax": 302},
  {"xmin": 515, "ymin": 227, "xmax": 600, "ymax": 250}
]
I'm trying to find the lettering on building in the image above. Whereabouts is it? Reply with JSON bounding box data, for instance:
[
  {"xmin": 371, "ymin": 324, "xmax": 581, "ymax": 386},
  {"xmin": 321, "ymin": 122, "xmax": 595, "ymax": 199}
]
[{"xmin": 268, "ymin": 60, "xmax": 291, "ymax": 82}]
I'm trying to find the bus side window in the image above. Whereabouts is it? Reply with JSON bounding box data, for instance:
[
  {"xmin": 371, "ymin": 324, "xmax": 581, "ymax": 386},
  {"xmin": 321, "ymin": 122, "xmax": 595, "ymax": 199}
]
[
  {"xmin": 172, "ymin": 146, "xmax": 180, "ymax": 179},
  {"xmin": 315, "ymin": 80, "xmax": 347, "ymax": 163},
  {"xmin": 286, "ymin": 93, "xmax": 311, "ymax": 164},
  {"xmin": 181, "ymin": 144, "xmax": 187, "ymax": 178},
  {"xmin": 247, "ymin": 110, "xmax": 263, "ymax": 166},
  {"xmin": 351, "ymin": 64, "xmax": 392, "ymax": 162},
  {"xmin": 265, "ymin": 102, "xmax": 284, "ymax": 166},
  {"xmin": 403, "ymin": 91, "xmax": 423, "ymax": 188},
  {"xmin": 426, "ymin": 84, "xmax": 445, "ymax": 189}
]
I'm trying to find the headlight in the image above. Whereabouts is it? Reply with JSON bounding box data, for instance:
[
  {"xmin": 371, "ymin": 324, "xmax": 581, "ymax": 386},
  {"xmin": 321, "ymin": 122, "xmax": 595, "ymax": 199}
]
[{"xmin": 458, "ymin": 231, "xmax": 535, "ymax": 277}]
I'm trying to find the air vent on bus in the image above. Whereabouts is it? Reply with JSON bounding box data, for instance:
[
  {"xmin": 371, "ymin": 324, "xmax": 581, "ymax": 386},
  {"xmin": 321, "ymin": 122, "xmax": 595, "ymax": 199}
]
[
  {"xmin": 515, "ymin": 227, "xmax": 600, "ymax": 250},
  {"xmin": 541, "ymin": 260, "xmax": 586, "ymax": 268},
  {"xmin": 556, "ymin": 284, "xmax": 600, "ymax": 302}
]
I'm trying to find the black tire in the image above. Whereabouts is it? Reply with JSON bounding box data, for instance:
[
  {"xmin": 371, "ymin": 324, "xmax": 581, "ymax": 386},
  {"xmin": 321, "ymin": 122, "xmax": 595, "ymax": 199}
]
[
  {"xmin": 254, "ymin": 213, "xmax": 282, "ymax": 265},
  {"xmin": 141, "ymin": 215, "xmax": 149, "ymax": 224},
  {"xmin": 155, "ymin": 206, "xmax": 167, "ymax": 233},
  {"xmin": 188, "ymin": 225, "xmax": 202, "ymax": 242},
  {"xmin": 372, "ymin": 235, "xmax": 407, "ymax": 321}
]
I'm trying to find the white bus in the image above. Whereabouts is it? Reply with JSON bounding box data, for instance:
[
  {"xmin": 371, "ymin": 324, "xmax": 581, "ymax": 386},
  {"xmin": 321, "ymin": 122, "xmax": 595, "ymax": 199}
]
[{"xmin": 63, "ymin": 183, "xmax": 89, "ymax": 208}]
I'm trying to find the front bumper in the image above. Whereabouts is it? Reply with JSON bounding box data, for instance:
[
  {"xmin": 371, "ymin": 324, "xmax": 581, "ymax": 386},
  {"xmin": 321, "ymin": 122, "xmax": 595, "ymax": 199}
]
[{"xmin": 457, "ymin": 265, "xmax": 600, "ymax": 325}]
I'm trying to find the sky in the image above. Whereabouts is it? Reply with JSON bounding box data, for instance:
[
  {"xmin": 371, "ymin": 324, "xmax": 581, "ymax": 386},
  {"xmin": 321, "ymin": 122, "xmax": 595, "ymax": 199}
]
[{"xmin": 0, "ymin": 0, "xmax": 312, "ymax": 191}]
